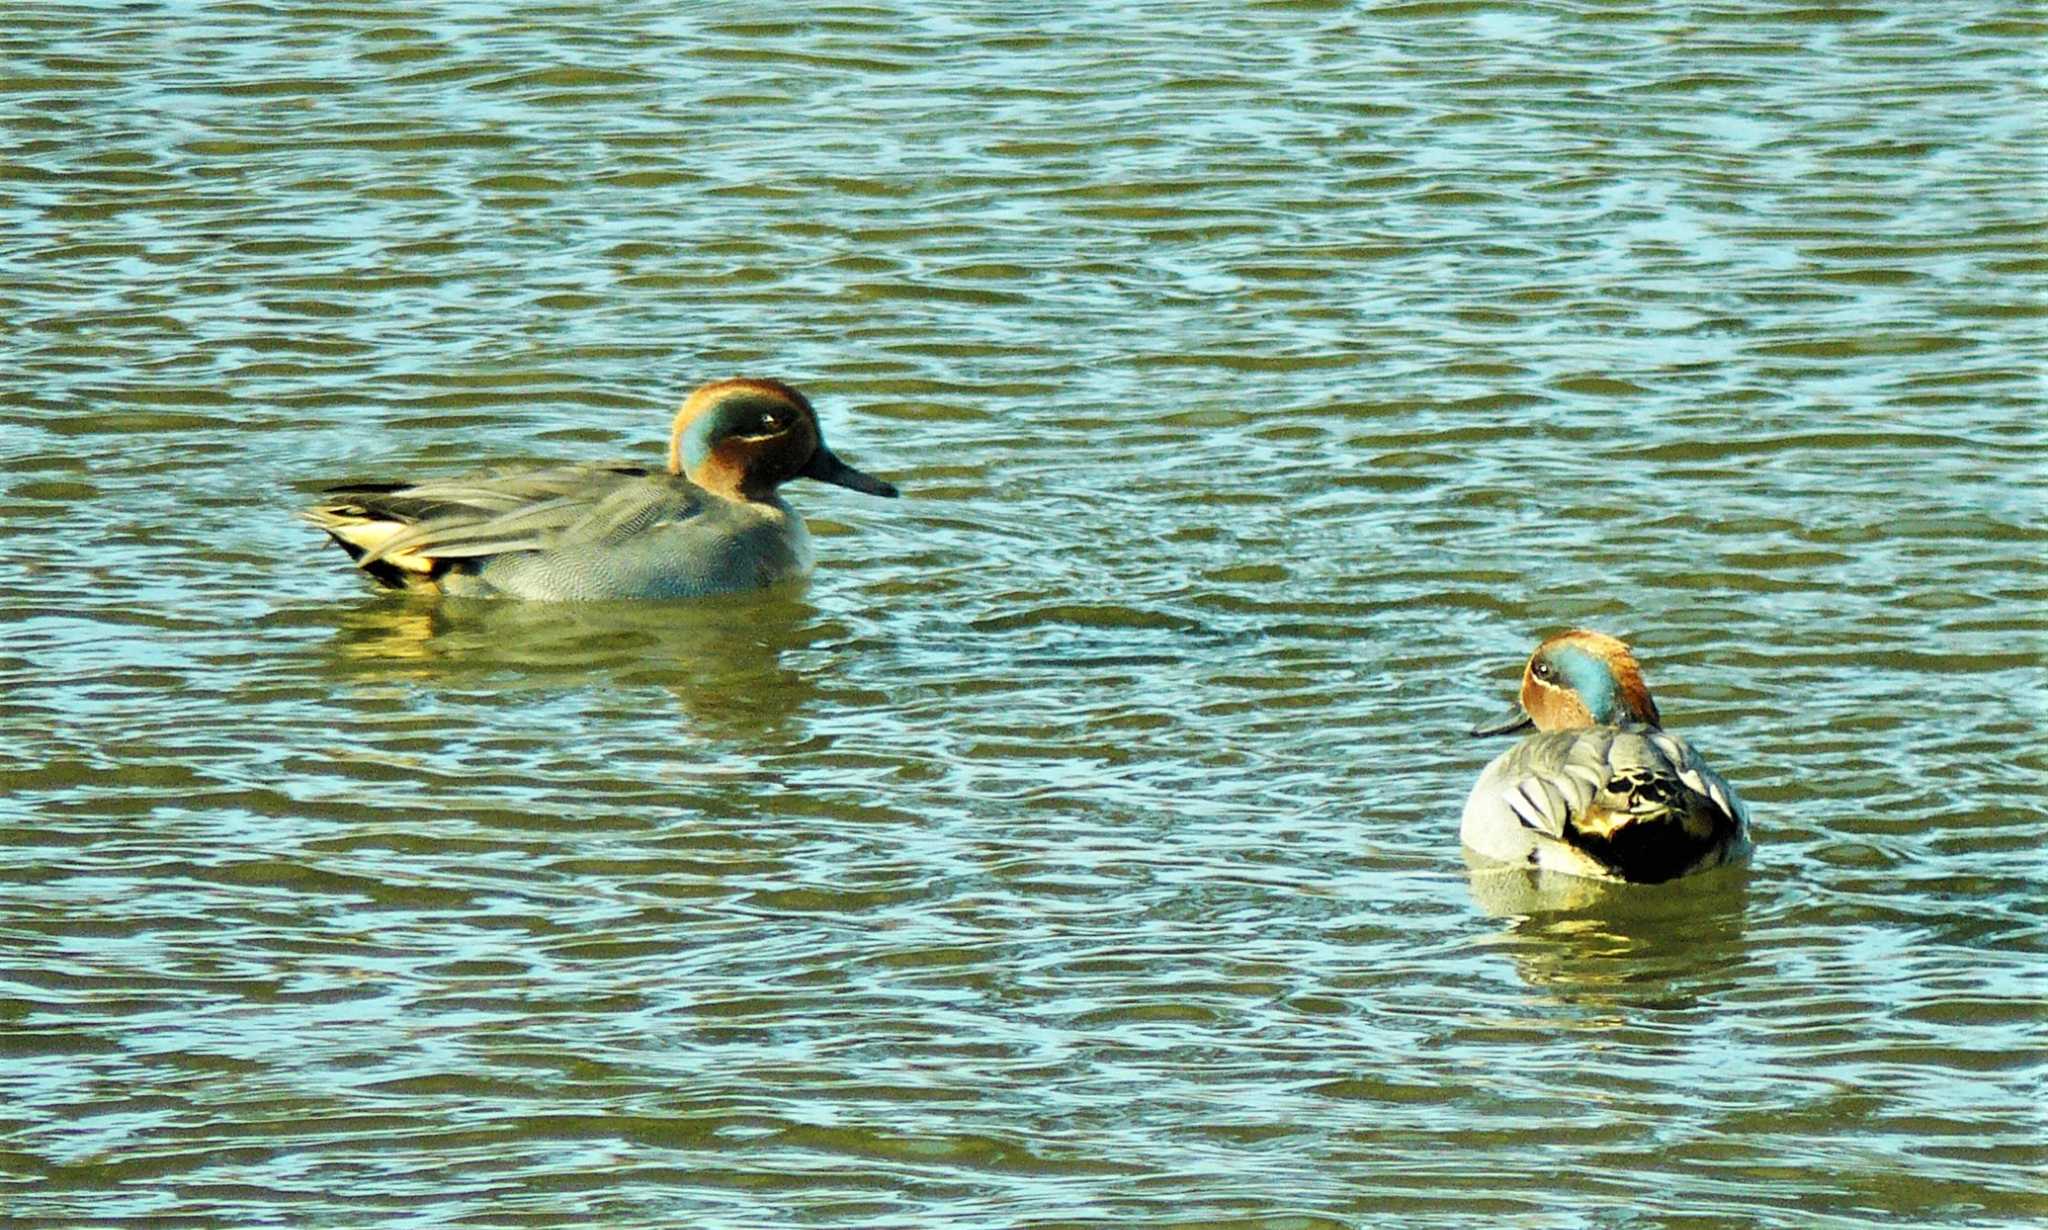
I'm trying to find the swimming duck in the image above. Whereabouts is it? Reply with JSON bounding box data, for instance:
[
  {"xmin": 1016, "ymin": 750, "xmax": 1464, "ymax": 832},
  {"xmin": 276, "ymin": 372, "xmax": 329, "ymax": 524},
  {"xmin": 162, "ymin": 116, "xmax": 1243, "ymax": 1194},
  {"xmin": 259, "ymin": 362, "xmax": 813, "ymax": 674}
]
[
  {"xmin": 302, "ymin": 377, "xmax": 897, "ymax": 599},
  {"xmin": 1461, "ymin": 630, "xmax": 1752, "ymax": 883}
]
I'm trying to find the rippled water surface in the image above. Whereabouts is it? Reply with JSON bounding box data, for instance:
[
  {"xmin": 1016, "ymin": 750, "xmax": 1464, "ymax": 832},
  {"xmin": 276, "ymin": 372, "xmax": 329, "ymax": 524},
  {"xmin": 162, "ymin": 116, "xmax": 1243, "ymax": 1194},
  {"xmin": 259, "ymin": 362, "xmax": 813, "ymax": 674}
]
[{"xmin": 3, "ymin": 2, "xmax": 2044, "ymax": 1225}]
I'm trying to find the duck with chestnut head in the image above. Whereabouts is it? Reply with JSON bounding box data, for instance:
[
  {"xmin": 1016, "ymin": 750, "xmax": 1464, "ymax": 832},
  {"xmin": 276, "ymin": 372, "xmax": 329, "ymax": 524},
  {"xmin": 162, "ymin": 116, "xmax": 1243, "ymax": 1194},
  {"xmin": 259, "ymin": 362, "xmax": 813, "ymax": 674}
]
[
  {"xmin": 1462, "ymin": 630, "xmax": 1752, "ymax": 884},
  {"xmin": 303, "ymin": 377, "xmax": 898, "ymax": 600}
]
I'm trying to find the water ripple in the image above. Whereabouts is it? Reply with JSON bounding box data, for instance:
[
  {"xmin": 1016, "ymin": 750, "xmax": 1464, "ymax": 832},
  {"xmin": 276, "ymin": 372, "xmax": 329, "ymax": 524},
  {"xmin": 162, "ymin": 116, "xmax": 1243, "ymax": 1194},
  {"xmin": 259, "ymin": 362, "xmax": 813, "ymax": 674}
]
[{"xmin": 1, "ymin": 1, "xmax": 2042, "ymax": 1225}]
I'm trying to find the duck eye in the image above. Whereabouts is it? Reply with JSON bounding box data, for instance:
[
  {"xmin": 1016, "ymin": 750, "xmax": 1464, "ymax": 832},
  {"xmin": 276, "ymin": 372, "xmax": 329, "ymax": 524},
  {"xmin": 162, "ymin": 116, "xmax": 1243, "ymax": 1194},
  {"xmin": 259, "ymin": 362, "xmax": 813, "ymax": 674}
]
[
  {"xmin": 751, "ymin": 414, "xmax": 785, "ymax": 435},
  {"xmin": 1532, "ymin": 661, "xmax": 1555, "ymax": 682}
]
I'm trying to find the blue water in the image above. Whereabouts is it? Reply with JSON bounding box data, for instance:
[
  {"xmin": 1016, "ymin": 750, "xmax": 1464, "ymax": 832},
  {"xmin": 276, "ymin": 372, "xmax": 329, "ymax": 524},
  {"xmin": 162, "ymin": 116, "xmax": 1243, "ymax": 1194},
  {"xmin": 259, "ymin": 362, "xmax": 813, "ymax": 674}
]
[{"xmin": 1, "ymin": 3, "xmax": 2043, "ymax": 1225}]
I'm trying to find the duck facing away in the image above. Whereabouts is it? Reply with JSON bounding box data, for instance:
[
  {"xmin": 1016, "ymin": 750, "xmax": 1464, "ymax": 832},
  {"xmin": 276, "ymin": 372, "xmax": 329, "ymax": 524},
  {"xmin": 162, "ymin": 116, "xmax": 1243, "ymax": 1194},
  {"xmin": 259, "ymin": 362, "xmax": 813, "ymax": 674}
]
[
  {"xmin": 1461, "ymin": 630, "xmax": 1752, "ymax": 884},
  {"xmin": 303, "ymin": 377, "xmax": 898, "ymax": 600}
]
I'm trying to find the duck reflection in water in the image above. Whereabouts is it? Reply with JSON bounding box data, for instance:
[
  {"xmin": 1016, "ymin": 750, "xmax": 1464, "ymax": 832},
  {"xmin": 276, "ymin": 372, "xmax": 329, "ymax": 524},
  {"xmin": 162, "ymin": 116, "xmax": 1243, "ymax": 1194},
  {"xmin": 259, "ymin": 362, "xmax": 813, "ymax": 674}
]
[
  {"xmin": 1466, "ymin": 853, "xmax": 1754, "ymax": 1014},
  {"xmin": 307, "ymin": 591, "xmax": 825, "ymax": 737}
]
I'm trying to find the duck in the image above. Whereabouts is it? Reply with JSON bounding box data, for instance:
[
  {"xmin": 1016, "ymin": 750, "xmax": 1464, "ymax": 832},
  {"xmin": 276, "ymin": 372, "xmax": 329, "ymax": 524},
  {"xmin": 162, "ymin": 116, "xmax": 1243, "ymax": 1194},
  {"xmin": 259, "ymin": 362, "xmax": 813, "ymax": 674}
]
[
  {"xmin": 302, "ymin": 377, "xmax": 897, "ymax": 600},
  {"xmin": 1461, "ymin": 629, "xmax": 1752, "ymax": 883}
]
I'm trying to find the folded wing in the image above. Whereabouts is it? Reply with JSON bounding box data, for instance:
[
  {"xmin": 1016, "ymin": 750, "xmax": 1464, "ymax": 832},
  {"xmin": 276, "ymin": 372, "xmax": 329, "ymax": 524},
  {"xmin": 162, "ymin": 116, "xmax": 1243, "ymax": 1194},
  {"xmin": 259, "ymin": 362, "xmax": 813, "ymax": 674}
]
[
  {"xmin": 1497, "ymin": 726, "xmax": 1748, "ymax": 882},
  {"xmin": 303, "ymin": 463, "xmax": 704, "ymax": 585}
]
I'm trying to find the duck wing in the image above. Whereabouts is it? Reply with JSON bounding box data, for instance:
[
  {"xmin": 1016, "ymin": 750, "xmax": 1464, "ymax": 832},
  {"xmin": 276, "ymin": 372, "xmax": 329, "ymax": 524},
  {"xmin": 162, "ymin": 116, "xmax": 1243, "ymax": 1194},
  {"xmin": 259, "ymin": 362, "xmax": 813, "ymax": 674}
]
[
  {"xmin": 1496, "ymin": 726, "xmax": 1748, "ymax": 882},
  {"xmin": 305, "ymin": 463, "xmax": 702, "ymax": 578},
  {"xmin": 313, "ymin": 461, "xmax": 648, "ymax": 520}
]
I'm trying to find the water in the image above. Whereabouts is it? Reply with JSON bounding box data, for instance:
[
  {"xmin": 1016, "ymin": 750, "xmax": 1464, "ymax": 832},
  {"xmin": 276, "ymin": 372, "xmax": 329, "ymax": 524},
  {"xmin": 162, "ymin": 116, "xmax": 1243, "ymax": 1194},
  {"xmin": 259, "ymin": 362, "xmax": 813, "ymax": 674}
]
[{"xmin": 3, "ymin": 2, "xmax": 2043, "ymax": 1225}]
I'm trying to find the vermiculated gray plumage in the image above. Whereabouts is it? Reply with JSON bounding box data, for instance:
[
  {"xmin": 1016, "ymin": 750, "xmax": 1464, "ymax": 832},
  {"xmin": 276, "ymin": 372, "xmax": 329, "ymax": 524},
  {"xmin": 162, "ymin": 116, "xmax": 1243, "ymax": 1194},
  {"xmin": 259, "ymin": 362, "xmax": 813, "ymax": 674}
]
[
  {"xmin": 1462, "ymin": 723, "xmax": 1750, "ymax": 883},
  {"xmin": 303, "ymin": 463, "xmax": 812, "ymax": 599}
]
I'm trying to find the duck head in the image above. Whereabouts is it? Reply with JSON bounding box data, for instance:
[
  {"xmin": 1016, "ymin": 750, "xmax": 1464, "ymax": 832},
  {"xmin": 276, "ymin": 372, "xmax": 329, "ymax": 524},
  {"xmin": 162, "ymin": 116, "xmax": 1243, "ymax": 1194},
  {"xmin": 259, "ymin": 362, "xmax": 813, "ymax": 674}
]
[
  {"xmin": 668, "ymin": 377, "xmax": 899, "ymax": 502},
  {"xmin": 1471, "ymin": 628, "xmax": 1662, "ymax": 736}
]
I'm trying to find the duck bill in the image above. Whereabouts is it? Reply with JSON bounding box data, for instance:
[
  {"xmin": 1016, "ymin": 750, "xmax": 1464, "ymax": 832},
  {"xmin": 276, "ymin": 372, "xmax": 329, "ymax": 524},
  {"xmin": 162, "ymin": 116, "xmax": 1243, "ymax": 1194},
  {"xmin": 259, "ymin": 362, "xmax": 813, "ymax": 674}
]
[
  {"xmin": 800, "ymin": 447, "xmax": 898, "ymax": 498},
  {"xmin": 1470, "ymin": 704, "xmax": 1535, "ymax": 738}
]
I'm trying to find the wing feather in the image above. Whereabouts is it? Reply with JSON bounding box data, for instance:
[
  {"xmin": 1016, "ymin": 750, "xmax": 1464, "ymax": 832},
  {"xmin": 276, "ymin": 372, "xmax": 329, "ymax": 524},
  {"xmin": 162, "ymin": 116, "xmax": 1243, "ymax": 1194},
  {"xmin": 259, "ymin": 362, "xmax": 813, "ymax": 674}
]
[{"xmin": 306, "ymin": 461, "xmax": 704, "ymax": 576}]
